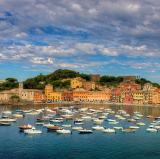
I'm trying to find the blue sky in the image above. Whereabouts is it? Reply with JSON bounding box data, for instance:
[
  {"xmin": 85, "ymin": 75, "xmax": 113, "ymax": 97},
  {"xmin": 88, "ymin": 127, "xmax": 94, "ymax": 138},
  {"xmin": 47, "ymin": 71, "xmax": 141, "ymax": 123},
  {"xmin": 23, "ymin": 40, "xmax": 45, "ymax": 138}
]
[{"xmin": 0, "ymin": 0, "xmax": 160, "ymax": 83}]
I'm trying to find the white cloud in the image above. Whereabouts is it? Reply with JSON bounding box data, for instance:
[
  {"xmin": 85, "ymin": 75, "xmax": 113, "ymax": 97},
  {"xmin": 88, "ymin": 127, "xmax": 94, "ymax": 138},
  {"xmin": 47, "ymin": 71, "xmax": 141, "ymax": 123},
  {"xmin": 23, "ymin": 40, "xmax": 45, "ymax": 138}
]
[{"xmin": 31, "ymin": 57, "xmax": 54, "ymax": 64}]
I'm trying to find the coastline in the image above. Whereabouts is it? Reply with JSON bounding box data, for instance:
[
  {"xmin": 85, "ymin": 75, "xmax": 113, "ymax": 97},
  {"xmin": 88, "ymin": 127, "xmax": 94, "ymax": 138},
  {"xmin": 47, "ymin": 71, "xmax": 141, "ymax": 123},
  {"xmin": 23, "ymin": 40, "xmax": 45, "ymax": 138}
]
[{"xmin": 0, "ymin": 101, "xmax": 160, "ymax": 108}]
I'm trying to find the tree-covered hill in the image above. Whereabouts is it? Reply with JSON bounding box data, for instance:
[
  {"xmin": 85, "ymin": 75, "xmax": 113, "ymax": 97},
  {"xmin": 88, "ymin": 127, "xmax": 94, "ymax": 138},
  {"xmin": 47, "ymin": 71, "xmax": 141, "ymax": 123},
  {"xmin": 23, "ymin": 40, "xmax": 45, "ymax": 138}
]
[{"xmin": 0, "ymin": 69, "xmax": 159, "ymax": 91}]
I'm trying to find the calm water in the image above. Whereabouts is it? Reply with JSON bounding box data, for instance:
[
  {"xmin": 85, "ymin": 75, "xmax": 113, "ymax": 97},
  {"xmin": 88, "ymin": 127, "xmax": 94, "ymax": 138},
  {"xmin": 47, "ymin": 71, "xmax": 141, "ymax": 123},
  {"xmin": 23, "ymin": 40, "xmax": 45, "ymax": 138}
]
[{"xmin": 1, "ymin": 104, "xmax": 160, "ymax": 159}]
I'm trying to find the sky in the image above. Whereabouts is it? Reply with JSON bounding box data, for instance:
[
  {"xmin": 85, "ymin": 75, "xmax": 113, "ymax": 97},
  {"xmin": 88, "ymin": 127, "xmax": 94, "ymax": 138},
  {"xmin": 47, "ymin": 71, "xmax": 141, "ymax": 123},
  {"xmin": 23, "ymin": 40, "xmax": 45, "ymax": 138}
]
[{"xmin": 0, "ymin": 0, "xmax": 160, "ymax": 83}]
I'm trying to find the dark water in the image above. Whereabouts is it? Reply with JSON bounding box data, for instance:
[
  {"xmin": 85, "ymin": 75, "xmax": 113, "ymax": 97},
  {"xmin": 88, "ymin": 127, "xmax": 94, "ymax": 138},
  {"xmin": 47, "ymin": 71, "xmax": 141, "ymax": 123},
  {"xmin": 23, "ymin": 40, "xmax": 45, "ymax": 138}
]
[{"xmin": 1, "ymin": 104, "xmax": 160, "ymax": 159}]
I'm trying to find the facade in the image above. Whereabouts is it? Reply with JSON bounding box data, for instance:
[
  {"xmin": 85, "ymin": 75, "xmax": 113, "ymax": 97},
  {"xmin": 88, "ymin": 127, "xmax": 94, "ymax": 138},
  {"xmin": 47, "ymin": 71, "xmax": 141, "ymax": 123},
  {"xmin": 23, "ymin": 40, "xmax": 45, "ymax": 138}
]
[
  {"xmin": 73, "ymin": 88, "xmax": 111, "ymax": 102},
  {"xmin": 152, "ymin": 89, "xmax": 160, "ymax": 104},
  {"xmin": 0, "ymin": 82, "xmax": 45, "ymax": 103},
  {"xmin": 71, "ymin": 77, "xmax": 85, "ymax": 89},
  {"xmin": 83, "ymin": 81, "xmax": 96, "ymax": 91},
  {"xmin": 133, "ymin": 91, "xmax": 144, "ymax": 104}
]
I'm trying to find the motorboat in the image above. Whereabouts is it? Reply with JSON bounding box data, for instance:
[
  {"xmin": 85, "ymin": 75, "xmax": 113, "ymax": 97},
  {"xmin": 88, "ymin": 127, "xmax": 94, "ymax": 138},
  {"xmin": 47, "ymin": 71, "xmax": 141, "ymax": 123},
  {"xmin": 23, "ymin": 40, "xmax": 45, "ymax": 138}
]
[
  {"xmin": 56, "ymin": 129, "xmax": 71, "ymax": 134},
  {"xmin": 78, "ymin": 129, "xmax": 93, "ymax": 134},
  {"xmin": 0, "ymin": 118, "xmax": 16, "ymax": 122},
  {"xmin": 127, "ymin": 119, "xmax": 136, "ymax": 122},
  {"xmin": 137, "ymin": 122, "xmax": 145, "ymax": 126},
  {"xmin": 74, "ymin": 119, "xmax": 84, "ymax": 125},
  {"xmin": 19, "ymin": 124, "xmax": 32, "ymax": 131},
  {"xmin": 93, "ymin": 119, "xmax": 103, "ymax": 125},
  {"xmin": 109, "ymin": 121, "xmax": 119, "ymax": 125},
  {"xmin": 92, "ymin": 126, "xmax": 105, "ymax": 131},
  {"xmin": 113, "ymin": 127, "xmax": 123, "ymax": 131},
  {"xmin": 24, "ymin": 127, "xmax": 42, "ymax": 134},
  {"xmin": 103, "ymin": 128, "xmax": 115, "ymax": 133},
  {"xmin": 122, "ymin": 128, "xmax": 136, "ymax": 133},
  {"xmin": 62, "ymin": 124, "xmax": 72, "ymax": 128},
  {"xmin": 81, "ymin": 116, "xmax": 92, "ymax": 120},
  {"xmin": 129, "ymin": 126, "xmax": 139, "ymax": 129},
  {"xmin": 43, "ymin": 123, "xmax": 55, "ymax": 127},
  {"xmin": 0, "ymin": 122, "xmax": 11, "ymax": 126},
  {"xmin": 47, "ymin": 125, "xmax": 62, "ymax": 131},
  {"xmin": 146, "ymin": 128, "xmax": 157, "ymax": 133}
]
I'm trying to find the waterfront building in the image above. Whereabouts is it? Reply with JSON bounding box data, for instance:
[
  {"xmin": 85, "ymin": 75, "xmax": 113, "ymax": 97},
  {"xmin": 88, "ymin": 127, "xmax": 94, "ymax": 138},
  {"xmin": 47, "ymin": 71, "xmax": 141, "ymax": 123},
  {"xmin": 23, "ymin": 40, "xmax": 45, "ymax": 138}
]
[
  {"xmin": 45, "ymin": 84, "xmax": 73, "ymax": 102},
  {"xmin": 111, "ymin": 88, "xmax": 121, "ymax": 103},
  {"xmin": 152, "ymin": 89, "xmax": 160, "ymax": 104},
  {"xmin": 132, "ymin": 90, "xmax": 144, "ymax": 105},
  {"xmin": 72, "ymin": 88, "xmax": 111, "ymax": 103}
]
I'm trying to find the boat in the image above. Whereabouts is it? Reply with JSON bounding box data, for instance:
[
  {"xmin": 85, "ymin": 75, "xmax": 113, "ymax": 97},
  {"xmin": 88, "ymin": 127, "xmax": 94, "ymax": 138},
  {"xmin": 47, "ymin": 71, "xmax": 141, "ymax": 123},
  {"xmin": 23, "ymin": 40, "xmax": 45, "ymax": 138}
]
[
  {"xmin": 137, "ymin": 122, "xmax": 145, "ymax": 126},
  {"xmin": 24, "ymin": 127, "xmax": 42, "ymax": 134},
  {"xmin": 113, "ymin": 127, "xmax": 123, "ymax": 131},
  {"xmin": 93, "ymin": 119, "xmax": 103, "ymax": 125},
  {"xmin": 122, "ymin": 128, "xmax": 136, "ymax": 133},
  {"xmin": 107, "ymin": 119, "xmax": 117, "ymax": 122},
  {"xmin": 78, "ymin": 129, "xmax": 93, "ymax": 134},
  {"xmin": 47, "ymin": 125, "xmax": 62, "ymax": 131},
  {"xmin": 43, "ymin": 123, "xmax": 55, "ymax": 127},
  {"xmin": 56, "ymin": 129, "xmax": 71, "ymax": 134},
  {"xmin": 74, "ymin": 119, "xmax": 83, "ymax": 125},
  {"xmin": 127, "ymin": 119, "xmax": 136, "ymax": 122},
  {"xmin": 129, "ymin": 126, "xmax": 139, "ymax": 129},
  {"xmin": 19, "ymin": 124, "xmax": 32, "ymax": 131},
  {"xmin": 62, "ymin": 124, "xmax": 72, "ymax": 128},
  {"xmin": 92, "ymin": 126, "xmax": 105, "ymax": 131},
  {"xmin": 109, "ymin": 121, "xmax": 119, "ymax": 125},
  {"xmin": 12, "ymin": 113, "xmax": 24, "ymax": 118},
  {"xmin": 0, "ymin": 122, "xmax": 11, "ymax": 126},
  {"xmin": 81, "ymin": 116, "xmax": 92, "ymax": 120},
  {"xmin": 146, "ymin": 128, "xmax": 157, "ymax": 133},
  {"xmin": 103, "ymin": 128, "xmax": 115, "ymax": 133},
  {"xmin": 0, "ymin": 118, "xmax": 16, "ymax": 122},
  {"xmin": 50, "ymin": 119, "xmax": 63, "ymax": 123}
]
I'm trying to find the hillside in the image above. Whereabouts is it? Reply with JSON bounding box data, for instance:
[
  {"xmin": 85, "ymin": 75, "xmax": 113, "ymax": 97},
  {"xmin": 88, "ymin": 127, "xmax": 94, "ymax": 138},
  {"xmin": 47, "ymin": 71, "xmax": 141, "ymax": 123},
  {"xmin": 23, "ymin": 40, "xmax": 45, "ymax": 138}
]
[{"xmin": 0, "ymin": 69, "xmax": 159, "ymax": 91}]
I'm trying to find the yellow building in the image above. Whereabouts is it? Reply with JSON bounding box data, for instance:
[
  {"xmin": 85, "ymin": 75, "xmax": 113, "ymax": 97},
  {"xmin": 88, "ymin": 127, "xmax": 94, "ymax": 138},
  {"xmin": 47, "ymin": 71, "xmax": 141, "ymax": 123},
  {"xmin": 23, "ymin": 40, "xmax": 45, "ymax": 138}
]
[
  {"xmin": 133, "ymin": 91, "xmax": 144, "ymax": 104},
  {"xmin": 71, "ymin": 77, "xmax": 85, "ymax": 89},
  {"xmin": 152, "ymin": 89, "xmax": 160, "ymax": 104}
]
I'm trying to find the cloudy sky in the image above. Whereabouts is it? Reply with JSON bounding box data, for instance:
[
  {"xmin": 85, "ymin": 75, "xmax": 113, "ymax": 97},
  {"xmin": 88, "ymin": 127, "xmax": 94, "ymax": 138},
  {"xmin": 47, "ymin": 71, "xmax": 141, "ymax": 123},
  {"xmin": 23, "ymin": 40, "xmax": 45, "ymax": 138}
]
[{"xmin": 0, "ymin": 0, "xmax": 160, "ymax": 82}]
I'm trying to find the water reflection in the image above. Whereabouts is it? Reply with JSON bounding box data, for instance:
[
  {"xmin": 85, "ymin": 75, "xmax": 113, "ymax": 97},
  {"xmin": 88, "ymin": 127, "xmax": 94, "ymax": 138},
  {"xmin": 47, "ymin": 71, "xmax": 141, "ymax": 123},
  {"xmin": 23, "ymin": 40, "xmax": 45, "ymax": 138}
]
[{"xmin": 1, "ymin": 104, "xmax": 160, "ymax": 117}]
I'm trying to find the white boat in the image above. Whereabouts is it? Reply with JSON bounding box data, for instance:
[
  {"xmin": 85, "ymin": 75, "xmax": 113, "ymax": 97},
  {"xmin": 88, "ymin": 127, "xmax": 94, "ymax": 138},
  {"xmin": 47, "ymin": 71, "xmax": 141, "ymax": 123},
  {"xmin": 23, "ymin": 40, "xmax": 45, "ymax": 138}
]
[
  {"xmin": 0, "ymin": 118, "xmax": 16, "ymax": 122},
  {"xmin": 109, "ymin": 121, "xmax": 119, "ymax": 125},
  {"xmin": 12, "ymin": 114, "xmax": 24, "ymax": 118},
  {"xmin": 92, "ymin": 126, "xmax": 105, "ymax": 131},
  {"xmin": 93, "ymin": 119, "xmax": 103, "ymax": 125},
  {"xmin": 129, "ymin": 126, "xmax": 139, "ymax": 129},
  {"xmin": 107, "ymin": 119, "xmax": 116, "ymax": 122},
  {"xmin": 81, "ymin": 116, "xmax": 92, "ymax": 120},
  {"xmin": 62, "ymin": 124, "xmax": 72, "ymax": 128},
  {"xmin": 72, "ymin": 126, "xmax": 83, "ymax": 130},
  {"xmin": 56, "ymin": 129, "xmax": 71, "ymax": 134},
  {"xmin": 43, "ymin": 123, "xmax": 55, "ymax": 127},
  {"xmin": 24, "ymin": 127, "xmax": 42, "ymax": 134},
  {"xmin": 137, "ymin": 122, "xmax": 145, "ymax": 126},
  {"xmin": 146, "ymin": 128, "xmax": 157, "ymax": 133},
  {"xmin": 103, "ymin": 128, "xmax": 115, "ymax": 133},
  {"xmin": 154, "ymin": 126, "xmax": 160, "ymax": 130},
  {"xmin": 26, "ymin": 111, "xmax": 40, "ymax": 115},
  {"xmin": 50, "ymin": 119, "xmax": 63, "ymax": 123},
  {"xmin": 113, "ymin": 126, "xmax": 123, "ymax": 131}
]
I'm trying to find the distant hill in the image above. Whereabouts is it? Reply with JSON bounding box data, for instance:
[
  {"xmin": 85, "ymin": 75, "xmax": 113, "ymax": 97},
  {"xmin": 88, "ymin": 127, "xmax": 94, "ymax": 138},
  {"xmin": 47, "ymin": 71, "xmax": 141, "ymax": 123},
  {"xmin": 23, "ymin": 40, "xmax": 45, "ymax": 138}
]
[{"xmin": 0, "ymin": 69, "xmax": 159, "ymax": 91}]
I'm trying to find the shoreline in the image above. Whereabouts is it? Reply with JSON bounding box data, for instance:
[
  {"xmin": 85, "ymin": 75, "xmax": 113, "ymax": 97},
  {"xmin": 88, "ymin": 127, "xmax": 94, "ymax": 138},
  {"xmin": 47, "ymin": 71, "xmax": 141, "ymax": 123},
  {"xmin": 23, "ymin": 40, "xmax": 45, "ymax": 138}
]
[{"xmin": 0, "ymin": 101, "xmax": 160, "ymax": 108}]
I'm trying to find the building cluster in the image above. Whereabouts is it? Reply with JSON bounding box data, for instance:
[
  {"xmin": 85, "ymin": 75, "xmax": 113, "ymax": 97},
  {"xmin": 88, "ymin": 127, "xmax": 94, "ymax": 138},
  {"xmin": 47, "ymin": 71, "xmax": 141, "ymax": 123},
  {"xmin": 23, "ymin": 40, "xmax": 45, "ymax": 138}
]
[
  {"xmin": 44, "ymin": 76, "xmax": 160, "ymax": 105},
  {"xmin": 0, "ymin": 75, "xmax": 160, "ymax": 105},
  {"xmin": 0, "ymin": 83, "xmax": 45, "ymax": 103}
]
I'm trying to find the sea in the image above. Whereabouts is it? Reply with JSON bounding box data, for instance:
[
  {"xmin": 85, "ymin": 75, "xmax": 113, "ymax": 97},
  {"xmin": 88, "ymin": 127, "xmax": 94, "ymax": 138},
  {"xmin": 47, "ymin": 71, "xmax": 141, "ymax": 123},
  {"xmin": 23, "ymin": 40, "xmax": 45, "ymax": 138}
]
[{"xmin": 0, "ymin": 104, "xmax": 160, "ymax": 159}]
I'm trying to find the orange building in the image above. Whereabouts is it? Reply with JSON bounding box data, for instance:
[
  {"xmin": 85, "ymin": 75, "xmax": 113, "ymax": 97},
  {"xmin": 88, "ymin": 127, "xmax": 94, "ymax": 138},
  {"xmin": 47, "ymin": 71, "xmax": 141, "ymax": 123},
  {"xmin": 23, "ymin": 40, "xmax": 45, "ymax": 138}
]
[
  {"xmin": 73, "ymin": 88, "xmax": 111, "ymax": 102},
  {"xmin": 152, "ymin": 89, "xmax": 160, "ymax": 104},
  {"xmin": 33, "ymin": 91, "xmax": 45, "ymax": 103}
]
